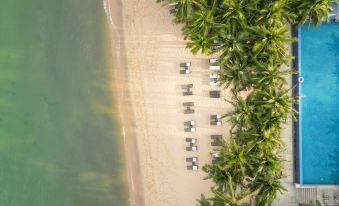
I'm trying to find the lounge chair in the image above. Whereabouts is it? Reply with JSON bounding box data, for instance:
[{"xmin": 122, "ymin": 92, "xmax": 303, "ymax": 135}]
[
  {"xmin": 209, "ymin": 58, "xmax": 218, "ymax": 64},
  {"xmin": 211, "ymin": 135, "xmax": 222, "ymax": 140},
  {"xmin": 209, "ymin": 66, "xmax": 220, "ymax": 71},
  {"xmin": 212, "ymin": 152, "xmax": 219, "ymax": 158},
  {"xmin": 183, "ymin": 102, "xmax": 194, "ymax": 107},
  {"xmin": 211, "ymin": 121, "xmax": 222, "ymax": 126},
  {"xmin": 210, "ymin": 115, "xmax": 222, "ymax": 125},
  {"xmin": 185, "ymin": 138, "xmax": 197, "ymax": 144},
  {"xmin": 179, "ymin": 67, "xmax": 190, "ymax": 74},
  {"xmin": 187, "ymin": 164, "xmax": 198, "ymax": 171},
  {"xmin": 184, "ymin": 107, "xmax": 195, "ymax": 114},
  {"xmin": 180, "ymin": 62, "xmax": 191, "ymax": 67},
  {"xmin": 323, "ymin": 193, "xmax": 330, "ymax": 201},
  {"xmin": 334, "ymin": 193, "xmax": 339, "ymax": 203},
  {"xmin": 183, "ymin": 91, "xmax": 193, "ymax": 96},
  {"xmin": 210, "ymin": 114, "xmax": 221, "ymax": 119},
  {"xmin": 209, "ymin": 74, "xmax": 220, "ymax": 79},
  {"xmin": 209, "ymin": 91, "xmax": 220, "ymax": 98},
  {"xmin": 184, "ymin": 127, "xmax": 196, "ymax": 132},
  {"xmin": 184, "ymin": 120, "xmax": 195, "ymax": 126},
  {"xmin": 186, "ymin": 146, "xmax": 198, "ymax": 151},
  {"xmin": 186, "ymin": 157, "xmax": 198, "ymax": 162},
  {"xmin": 181, "ymin": 84, "xmax": 193, "ymax": 89}
]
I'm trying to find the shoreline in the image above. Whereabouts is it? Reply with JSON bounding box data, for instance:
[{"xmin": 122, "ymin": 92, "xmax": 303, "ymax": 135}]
[
  {"xmin": 106, "ymin": 0, "xmax": 145, "ymax": 205},
  {"xmin": 106, "ymin": 0, "xmax": 231, "ymax": 205}
]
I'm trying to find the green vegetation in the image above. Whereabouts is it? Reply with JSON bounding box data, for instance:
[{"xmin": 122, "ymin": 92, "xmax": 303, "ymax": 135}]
[{"xmin": 157, "ymin": 0, "xmax": 335, "ymax": 205}]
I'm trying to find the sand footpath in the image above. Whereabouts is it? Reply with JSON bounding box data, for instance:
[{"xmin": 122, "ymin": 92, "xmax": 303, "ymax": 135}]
[{"xmin": 107, "ymin": 0, "xmax": 232, "ymax": 205}]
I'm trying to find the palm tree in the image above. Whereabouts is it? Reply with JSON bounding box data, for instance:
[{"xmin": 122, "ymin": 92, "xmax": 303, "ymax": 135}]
[
  {"xmin": 219, "ymin": 0, "xmax": 248, "ymax": 35},
  {"xmin": 248, "ymin": 24, "xmax": 294, "ymax": 59},
  {"xmin": 250, "ymin": 63, "xmax": 296, "ymax": 89},
  {"xmin": 250, "ymin": 175, "xmax": 286, "ymax": 206},
  {"xmin": 185, "ymin": 32, "xmax": 217, "ymax": 54},
  {"xmin": 209, "ymin": 177, "xmax": 251, "ymax": 206},
  {"xmin": 203, "ymin": 140, "xmax": 253, "ymax": 186},
  {"xmin": 224, "ymin": 95, "xmax": 254, "ymax": 130},
  {"xmin": 252, "ymin": 0, "xmax": 297, "ymax": 26},
  {"xmin": 248, "ymin": 87, "xmax": 297, "ymax": 123},
  {"xmin": 219, "ymin": 60, "xmax": 251, "ymax": 93},
  {"xmin": 156, "ymin": 0, "xmax": 202, "ymax": 23},
  {"xmin": 182, "ymin": 0, "xmax": 218, "ymax": 37},
  {"xmin": 289, "ymin": 0, "xmax": 333, "ymax": 28}
]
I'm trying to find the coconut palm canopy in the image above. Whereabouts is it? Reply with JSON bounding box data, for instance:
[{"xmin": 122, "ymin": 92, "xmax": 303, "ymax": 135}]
[{"xmin": 157, "ymin": 0, "xmax": 335, "ymax": 205}]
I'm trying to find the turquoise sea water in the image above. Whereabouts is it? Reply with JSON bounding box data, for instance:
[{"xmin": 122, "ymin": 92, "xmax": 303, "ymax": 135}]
[
  {"xmin": 300, "ymin": 22, "xmax": 339, "ymax": 184},
  {"xmin": 0, "ymin": 0, "xmax": 128, "ymax": 205}
]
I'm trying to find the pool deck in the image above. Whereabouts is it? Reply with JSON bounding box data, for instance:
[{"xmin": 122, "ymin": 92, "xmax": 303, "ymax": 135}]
[{"xmin": 272, "ymin": 33, "xmax": 298, "ymax": 206}]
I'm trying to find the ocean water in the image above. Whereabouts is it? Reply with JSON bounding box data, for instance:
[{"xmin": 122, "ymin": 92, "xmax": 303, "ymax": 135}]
[
  {"xmin": 0, "ymin": 0, "xmax": 128, "ymax": 205},
  {"xmin": 300, "ymin": 22, "xmax": 339, "ymax": 184}
]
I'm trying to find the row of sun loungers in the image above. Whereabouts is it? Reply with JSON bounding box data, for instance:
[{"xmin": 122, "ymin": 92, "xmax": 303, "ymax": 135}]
[
  {"xmin": 323, "ymin": 192, "xmax": 339, "ymax": 203},
  {"xmin": 208, "ymin": 58, "xmax": 222, "ymax": 165},
  {"xmin": 210, "ymin": 114, "xmax": 222, "ymax": 126},
  {"xmin": 185, "ymin": 136, "xmax": 198, "ymax": 170},
  {"xmin": 180, "ymin": 62, "xmax": 198, "ymax": 170},
  {"xmin": 179, "ymin": 60, "xmax": 223, "ymax": 170}
]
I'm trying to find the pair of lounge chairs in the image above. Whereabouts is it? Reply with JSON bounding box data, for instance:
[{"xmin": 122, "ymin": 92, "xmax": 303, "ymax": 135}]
[
  {"xmin": 184, "ymin": 120, "xmax": 195, "ymax": 132},
  {"xmin": 179, "ymin": 62, "xmax": 191, "ymax": 74},
  {"xmin": 183, "ymin": 102, "xmax": 194, "ymax": 114},
  {"xmin": 187, "ymin": 162, "xmax": 198, "ymax": 170},
  {"xmin": 335, "ymin": 193, "xmax": 339, "ymax": 203},
  {"xmin": 182, "ymin": 84, "xmax": 193, "ymax": 96},
  {"xmin": 186, "ymin": 143, "xmax": 197, "ymax": 151},
  {"xmin": 324, "ymin": 192, "xmax": 339, "ymax": 203},
  {"xmin": 210, "ymin": 114, "xmax": 222, "ymax": 126},
  {"xmin": 185, "ymin": 134, "xmax": 198, "ymax": 170},
  {"xmin": 186, "ymin": 138, "xmax": 197, "ymax": 151}
]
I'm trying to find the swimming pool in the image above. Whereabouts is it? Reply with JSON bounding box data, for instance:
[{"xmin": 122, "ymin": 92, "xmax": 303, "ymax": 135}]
[{"xmin": 298, "ymin": 21, "xmax": 339, "ymax": 184}]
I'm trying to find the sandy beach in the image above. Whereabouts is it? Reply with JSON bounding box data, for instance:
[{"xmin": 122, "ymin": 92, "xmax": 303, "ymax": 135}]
[{"xmin": 107, "ymin": 0, "xmax": 233, "ymax": 205}]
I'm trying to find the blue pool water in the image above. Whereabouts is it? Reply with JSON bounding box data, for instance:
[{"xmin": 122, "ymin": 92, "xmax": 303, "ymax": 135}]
[{"xmin": 299, "ymin": 22, "xmax": 339, "ymax": 184}]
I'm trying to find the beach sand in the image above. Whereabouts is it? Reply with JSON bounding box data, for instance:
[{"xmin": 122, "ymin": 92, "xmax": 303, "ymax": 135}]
[{"xmin": 107, "ymin": 0, "xmax": 233, "ymax": 205}]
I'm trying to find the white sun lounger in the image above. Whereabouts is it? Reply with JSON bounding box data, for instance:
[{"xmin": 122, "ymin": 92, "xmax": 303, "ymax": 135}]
[
  {"xmin": 187, "ymin": 164, "xmax": 198, "ymax": 170},
  {"xmin": 186, "ymin": 157, "xmax": 198, "ymax": 162},
  {"xmin": 185, "ymin": 138, "xmax": 197, "ymax": 144},
  {"xmin": 209, "ymin": 74, "xmax": 220, "ymax": 79},
  {"xmin": 209, "ymin": 66, "xmax": 220, "ymax": 71},
  {"xmin": 212, "ymin": 152, "xmax": 220, "ymax": 158},
  {"xmin": 184, "ymin": 127, "xmax": 196, "ymax": 132},
  {"xmin": 209, "ymin": 58, "xmax": 218, "ymax": 64},
  {"xmin": 184, "ymin": 120, "xmax": 195, "ymax": 126},
  {"xmin": 186, "ymin": 146, "xmax": 198, "ymax": 151},
  {"xmin": 180, "ymin": 67, "xmax": 190, "ymax": 74},
  {"xmin": 180, "ymin": 62, "xmax": 191, "ymax": 67}
]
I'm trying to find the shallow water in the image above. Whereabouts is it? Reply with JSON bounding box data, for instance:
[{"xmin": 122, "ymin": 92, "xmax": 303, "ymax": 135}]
[{"xmin": 0, "ymin": 0, "xmax": 128, "ymax": 205}]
